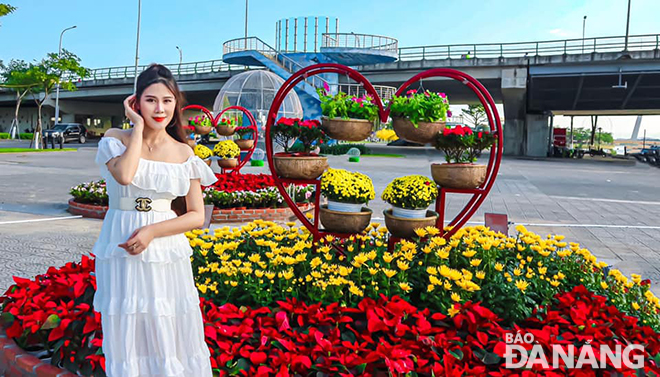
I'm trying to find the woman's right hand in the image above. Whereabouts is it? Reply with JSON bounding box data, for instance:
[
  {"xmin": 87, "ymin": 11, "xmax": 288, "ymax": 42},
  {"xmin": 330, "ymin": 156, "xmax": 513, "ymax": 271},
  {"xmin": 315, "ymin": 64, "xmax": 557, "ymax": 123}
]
[{"xmin": 124, "ymin": 94, "xmax": 144, "ymax": 128}]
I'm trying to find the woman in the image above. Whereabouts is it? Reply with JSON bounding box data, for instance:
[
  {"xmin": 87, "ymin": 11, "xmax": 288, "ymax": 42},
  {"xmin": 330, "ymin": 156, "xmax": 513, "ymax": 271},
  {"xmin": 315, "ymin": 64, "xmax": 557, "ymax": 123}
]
[{"xmin": 92, "ymin": 64, "xmax": 215, "ymax": 376}]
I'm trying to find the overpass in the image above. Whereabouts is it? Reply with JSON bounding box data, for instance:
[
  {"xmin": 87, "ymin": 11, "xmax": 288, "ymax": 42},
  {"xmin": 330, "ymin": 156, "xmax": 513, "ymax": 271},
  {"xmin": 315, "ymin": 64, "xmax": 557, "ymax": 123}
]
[{"xmin": 1, "ymin": 33, "xmax": 659, "ymax": 156}]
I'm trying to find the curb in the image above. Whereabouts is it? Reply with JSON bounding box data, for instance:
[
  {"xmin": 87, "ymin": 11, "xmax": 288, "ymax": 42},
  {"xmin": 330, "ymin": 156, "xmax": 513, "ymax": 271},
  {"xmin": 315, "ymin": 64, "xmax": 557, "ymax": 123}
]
[{"xmin": 0, "ymin": 330, "xmax": 75, "ymax": 377}]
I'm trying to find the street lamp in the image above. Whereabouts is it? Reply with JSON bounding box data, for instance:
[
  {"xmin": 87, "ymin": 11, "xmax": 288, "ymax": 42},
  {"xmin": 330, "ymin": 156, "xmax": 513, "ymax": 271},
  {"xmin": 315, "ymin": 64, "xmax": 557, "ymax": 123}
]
[
  {"xmin": 244, "ymin": 0, "xmax": 248, "ymax": 40},
  {"xmin": 133, "ymin": 0, "xmax": 142, "ymax": 93},
  {"xmin": 624, "ymin": 0, "xmax": 632, "ymax": 51},
  {"xmin": 54, "ymin": 25, "xmax": 77, "ymax": 126},
  {"xmin": 176, "ymin": 46, "xmax": 182, "ymax": 75},
  {"xmin": 581, "ymin": 16, "xmax": 587, "ymax": 53}
]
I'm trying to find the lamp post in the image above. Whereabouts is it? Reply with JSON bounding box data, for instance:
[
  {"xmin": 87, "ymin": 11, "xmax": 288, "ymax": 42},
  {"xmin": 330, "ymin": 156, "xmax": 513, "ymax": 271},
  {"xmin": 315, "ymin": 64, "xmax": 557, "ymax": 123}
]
[
  {"xmin": 176, "ymin": 46, "xmax": 182, "ymax": 75},
  {"xmin": 582, "ymin": 16, "xmax": 587, "ymax": 53},
  {"xmin": 244, "ymin": 0, "xmax": 248, "ymax": 40},
  {"xmin": 624, "ymin": 0, "xmax": 632, "ymax": 51},
  {"xmin": 54, "ymin": 25, "xmax": 77, "ymax": 126},
  {"xmin": 133, "ymin": 0, "xmax": 142, "ymax": 93}
]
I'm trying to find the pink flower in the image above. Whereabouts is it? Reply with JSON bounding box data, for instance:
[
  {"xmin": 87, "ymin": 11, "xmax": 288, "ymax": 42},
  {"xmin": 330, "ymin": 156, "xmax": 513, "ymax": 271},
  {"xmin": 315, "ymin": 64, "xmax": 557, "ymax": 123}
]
[
  {"xmin": 323, "ymin": 82, "xmax": 330, "ymax": 93},
  {"xmin": 406, "ymin": 89, "xmax": 416, "ymax": 97}
]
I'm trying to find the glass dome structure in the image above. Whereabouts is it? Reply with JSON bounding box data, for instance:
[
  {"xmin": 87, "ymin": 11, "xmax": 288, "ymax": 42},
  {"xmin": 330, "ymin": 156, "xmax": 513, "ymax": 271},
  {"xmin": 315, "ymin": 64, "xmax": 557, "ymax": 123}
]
[{"xmin": 213, "ymin": 70, "xmax": 303, "ymax": 138}]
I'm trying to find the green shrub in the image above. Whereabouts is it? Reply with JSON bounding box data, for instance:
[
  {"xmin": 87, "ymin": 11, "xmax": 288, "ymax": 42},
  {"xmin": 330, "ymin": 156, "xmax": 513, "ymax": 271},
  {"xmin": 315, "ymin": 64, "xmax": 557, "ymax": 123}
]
[
  {"xmin": 320, "ymin": 143, "xmax": 371, "ymax": 155},
  {"xmin": 19, "ymin": 133, "xmax": 33, "ymax": 140},
  {"xmin": 0, "ymin": 133, "xmax": 9, "ymax": 139}
]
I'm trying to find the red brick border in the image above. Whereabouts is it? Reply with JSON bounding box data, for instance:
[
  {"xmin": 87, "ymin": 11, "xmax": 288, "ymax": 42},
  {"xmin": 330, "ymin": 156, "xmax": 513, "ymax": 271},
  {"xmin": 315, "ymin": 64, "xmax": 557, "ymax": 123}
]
[
  {"xmin": 68, "ymin": 199, "xmax": 315, "ymax": 224},
  {"xmin": 211, "ymin": 203, "xmax": 315, "ymax": 223},
  {"xmin": 0, "ymin": 329, "xmax": 76, "ymax": 377}
]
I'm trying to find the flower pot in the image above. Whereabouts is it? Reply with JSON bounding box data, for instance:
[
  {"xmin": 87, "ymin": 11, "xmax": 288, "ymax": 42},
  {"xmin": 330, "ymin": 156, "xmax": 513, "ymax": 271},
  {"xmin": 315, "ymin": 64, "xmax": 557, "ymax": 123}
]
[
  {"xmin": 217, "ymin": 158, "xmax": 239, "ymax": 169},
  {"xmin": 384, "ymin": 209, "xmax": 438, "ymax": 239},
  {"xmin": 320, "ymin": 205, "xmax": 372, "ymax": 234},
  {"xmin": 392, "ymin": 206, "xmax": 429, "ymax": 219},
  {"xmin": 320, "ymin": 117, "xmax": 374, "ymax": 142},
  {"xmin": 216, "ymin": 125, "xmax": 236, "ymax": 136},
  {"xmin": 194, "ymin": 125, "xmax": 213, "ymax": 135},
  {"xmin": 392, "ymin": 117, "xmax": 446, "ymax": 145},
  {"xmin": 273, "ymin": 155, "xmax": 328, "ymax": 180},
  {"xmin": 235, "ymin": 139, "xmax": 254, "ymax": 150},
  {"xmin": 327, "ymin": 200, "xmax": 363, "ymax": 213},
  {"xmin": 431, "ymin": 163, "xmax": 487, "ymax": 189}
]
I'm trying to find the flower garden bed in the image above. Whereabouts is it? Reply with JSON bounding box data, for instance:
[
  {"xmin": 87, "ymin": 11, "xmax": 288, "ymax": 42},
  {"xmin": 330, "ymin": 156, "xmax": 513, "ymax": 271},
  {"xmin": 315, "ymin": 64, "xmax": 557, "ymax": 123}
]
[
  {"xmin": 2, "ymin": 223, "xmax": 660, "ymax": 376},
  {"xmin": 68, "ymin": 174, "xmax": 315, "ymax": 223}
]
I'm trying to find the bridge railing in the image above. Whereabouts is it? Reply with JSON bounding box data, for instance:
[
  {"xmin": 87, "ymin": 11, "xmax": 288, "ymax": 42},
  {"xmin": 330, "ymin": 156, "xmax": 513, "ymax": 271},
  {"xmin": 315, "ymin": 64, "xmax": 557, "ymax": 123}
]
[
  {"xmin": 398, "ymin": 34, "xmax": 660, "ymax": 60},
  {"xmin": 64, "ymin": 59, "xmax": 247, "ymax": 82},
  {"xmin": 321, "ymin": 33, "xmax": 398, "ymax": 53}
]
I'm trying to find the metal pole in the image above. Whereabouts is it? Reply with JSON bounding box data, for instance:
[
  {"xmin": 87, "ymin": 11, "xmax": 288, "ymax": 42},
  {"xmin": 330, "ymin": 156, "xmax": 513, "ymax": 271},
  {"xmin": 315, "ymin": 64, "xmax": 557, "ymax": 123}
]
[
  {"xmin": 643, "ymin": 129, "xmax": 646, "ymax": 149},
  {"xmin": 133, "ymin": 0, "xmax": 142, "ymax": 93},
  {"xmin": 244, "ymin": 0, "xmax": 248, "ymax": 39},
  {"xmin": 54, "ymin": 25, "xmax": 76, "ymax": 126},
  {"xmin": 624, "ymin": 0, "xmax": 632, "ymax": 51},
  {"xmin": 582, "ymin": 16, "xmax": 587, "ymax": 53},
  {"xmin": 176, "ymin": 46, "xmax": 182, "ymax": 75},
  {"xmin": 570, "ymin": 116, "xmax": 574, "ymax": 149}
]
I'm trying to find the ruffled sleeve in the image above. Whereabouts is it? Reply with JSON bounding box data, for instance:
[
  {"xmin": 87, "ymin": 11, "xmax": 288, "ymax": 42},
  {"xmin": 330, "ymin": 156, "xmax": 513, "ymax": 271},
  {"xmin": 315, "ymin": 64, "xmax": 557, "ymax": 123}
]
[
  {"xmin": 188, "ymin": 157, "xmax": 218, "ymax": 187},
  {"xmin": 95, "ymin": 137, "xmax": 126, "ymax": 166}
]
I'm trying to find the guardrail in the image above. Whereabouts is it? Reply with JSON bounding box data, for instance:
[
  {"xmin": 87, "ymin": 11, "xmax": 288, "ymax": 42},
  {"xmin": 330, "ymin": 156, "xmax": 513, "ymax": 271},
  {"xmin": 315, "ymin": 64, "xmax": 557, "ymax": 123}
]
[
  {"xmin": 321, "ymin": 33, "xmax": 398, "ymax": 53},
  {"xmin": 63, "ymin": 60, "xmax": 247, "ymax": 82},
  {"xmin": 398, "ymin": 34, "xmax": 660, "ymax": 60}
]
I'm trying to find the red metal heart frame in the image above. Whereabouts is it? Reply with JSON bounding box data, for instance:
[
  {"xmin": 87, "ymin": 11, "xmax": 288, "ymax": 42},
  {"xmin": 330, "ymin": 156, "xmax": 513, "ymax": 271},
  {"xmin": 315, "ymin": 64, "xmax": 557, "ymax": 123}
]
[
  {"xmin": 182, "ymin": 104, "xmax": 258, "ymax": 174},
  {"xmin": 264, "ymin": 63, "xmax": 503, "ymax": 241}
]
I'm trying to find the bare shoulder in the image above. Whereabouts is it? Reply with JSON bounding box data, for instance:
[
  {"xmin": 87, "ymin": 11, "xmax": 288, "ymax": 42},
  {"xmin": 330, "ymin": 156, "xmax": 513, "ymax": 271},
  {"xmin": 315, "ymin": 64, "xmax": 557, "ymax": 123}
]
[
  {"xmin": 173, "ymin": 139, "xmax": 195, "ymax": 161},
  {"xmin": 103, "ymin": 128, "xmax": 130, "ymax": 146}
]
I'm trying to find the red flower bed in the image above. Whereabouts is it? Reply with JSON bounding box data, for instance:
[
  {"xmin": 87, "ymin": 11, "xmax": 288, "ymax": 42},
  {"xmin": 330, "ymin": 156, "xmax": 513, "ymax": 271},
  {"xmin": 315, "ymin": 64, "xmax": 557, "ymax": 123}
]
[
  {"xmin": 206, "ymin": 173, "xmax": 276, "ymax": 193},
  {"xmin": 2, "ymin": 258, "xmax": 660, "ymax": 376}
]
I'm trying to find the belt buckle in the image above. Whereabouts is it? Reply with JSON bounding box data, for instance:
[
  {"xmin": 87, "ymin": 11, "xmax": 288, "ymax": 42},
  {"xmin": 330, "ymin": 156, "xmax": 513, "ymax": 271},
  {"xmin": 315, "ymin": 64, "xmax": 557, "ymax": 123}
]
[{"xmin": 135, "ymin": 197, "xmax": 152, "ymax": 212}]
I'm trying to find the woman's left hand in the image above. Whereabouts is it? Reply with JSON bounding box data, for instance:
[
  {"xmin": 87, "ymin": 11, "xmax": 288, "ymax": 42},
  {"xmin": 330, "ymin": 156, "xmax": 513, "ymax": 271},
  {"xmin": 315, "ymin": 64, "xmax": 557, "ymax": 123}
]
[{"xmin": 118, "ymin": 226, "xmax": 155, "ymax": 255}]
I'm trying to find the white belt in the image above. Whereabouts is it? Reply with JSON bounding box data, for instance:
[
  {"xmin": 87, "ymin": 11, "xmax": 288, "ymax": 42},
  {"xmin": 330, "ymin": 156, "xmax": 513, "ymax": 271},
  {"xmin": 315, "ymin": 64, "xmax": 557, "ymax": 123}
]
[{"xmin": 113, "ymin": 197, "xmax": 172, "ymax": 212}]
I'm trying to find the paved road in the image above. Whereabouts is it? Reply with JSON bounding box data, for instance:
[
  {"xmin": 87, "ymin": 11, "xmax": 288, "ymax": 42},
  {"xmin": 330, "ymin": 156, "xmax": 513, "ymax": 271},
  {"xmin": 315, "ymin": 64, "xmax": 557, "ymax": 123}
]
[{"xmin": 1, "ymin": 144, "xmax": 659, "ymax": 295}]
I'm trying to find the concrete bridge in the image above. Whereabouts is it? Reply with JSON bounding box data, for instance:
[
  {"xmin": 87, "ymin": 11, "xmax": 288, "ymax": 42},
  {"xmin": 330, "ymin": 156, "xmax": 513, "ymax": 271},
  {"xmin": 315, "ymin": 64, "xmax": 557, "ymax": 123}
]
[{"xmin": 1, "ymin": 33, "xmax": 659, "ymax": 156}]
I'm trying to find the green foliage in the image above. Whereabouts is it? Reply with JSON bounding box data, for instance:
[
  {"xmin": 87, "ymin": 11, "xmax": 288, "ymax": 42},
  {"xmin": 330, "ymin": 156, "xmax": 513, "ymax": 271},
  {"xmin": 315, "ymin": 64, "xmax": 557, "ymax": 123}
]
[
  {"xmin": 19, "ymin": 132, "xmax": 32, "ymax": 140},
  {"xmin": 0, "ymin": 132, "xmax": 9, "ymax": 139},
  {"xmin": 316, "ymin": 88, "xmax": 379, "ymax": 122},
  {"xmin": 320, "ymin": 143, "xmax": 371, "ymax": 155},
  {"xmin": 566, "ymin": 127, "xmax": 614, "ymax": 145},
  {"xmin": 461, "ymin": 104, "xmax": 487, "ymax": 127},
  {"xmin": 389, "ymin": 90, "xmax": 450, "ymax": 126},
  {"xmin": 0, "ymin": 3, "xmax": 15, "ymax": 18},
  {"xmin": 271, "ymin": 118, "xmax": 327, "ymax": 154},
  {"xmin": 234, "ymin": 127, "xmax": 254, "ymax": 139},
  {"xmin": 435, "ymin": 126, "xmax": 496, "ymax": 163}
]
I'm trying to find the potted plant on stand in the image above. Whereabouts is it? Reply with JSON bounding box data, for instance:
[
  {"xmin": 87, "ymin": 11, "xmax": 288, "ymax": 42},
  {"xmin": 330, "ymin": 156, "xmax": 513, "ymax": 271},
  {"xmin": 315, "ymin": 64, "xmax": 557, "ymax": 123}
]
[
  {"xmin": 319, "ymin": 168, "xmax": 374, "ymax": 234},
  {"xmin": 234, "ymin": 127, "xmax": 255, "ymax": 150},
  {"xmin": 213, "ymin": 140, "xmax": 241, "ymax": 169},
  {"xmin": 432, "ymin": 125, "xmax": 495, "ymax": 189},
  {"xmin": 317, "ymin": 85, "xmax": 379, "ymax": 142},
  {"xmin": 271, "ymin": 117, "xmax": 329, "ymax": 180},
  {"xmin": 389, "ymin": 90, "xmax": 451, "ymax": 144},
  {"xmin": 189, "ymin": 115, "xmax": 213, "ymax": 135},
  {"xmin": 382, "ymin": 175, "xmax": 439, "ymax": 238},
  {"xmin": 193, "ymin": 144, "xmax": 214, "ymax": 166},
  {"xmin": 216, "ymin": 117, "xmax": 237, "ymax": 136}
]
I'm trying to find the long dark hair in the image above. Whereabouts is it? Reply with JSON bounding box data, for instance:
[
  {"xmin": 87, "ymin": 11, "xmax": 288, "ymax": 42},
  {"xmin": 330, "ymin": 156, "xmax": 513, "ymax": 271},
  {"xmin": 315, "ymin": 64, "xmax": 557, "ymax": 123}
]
[{"xmin": 136, "ymin": 64, "xmax": 190, "ymax": 216}]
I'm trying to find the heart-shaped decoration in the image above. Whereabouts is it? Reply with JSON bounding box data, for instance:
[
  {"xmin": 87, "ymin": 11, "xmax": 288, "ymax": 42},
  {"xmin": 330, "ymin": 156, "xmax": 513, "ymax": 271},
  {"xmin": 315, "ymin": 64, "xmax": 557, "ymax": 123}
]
[
  {"xmin": 263, "ymin": 63, "xmax": 503, "ymax": 241},
  {"xmin": 183, "ymin": 104, "xmax": 258, "ymax": 173}
]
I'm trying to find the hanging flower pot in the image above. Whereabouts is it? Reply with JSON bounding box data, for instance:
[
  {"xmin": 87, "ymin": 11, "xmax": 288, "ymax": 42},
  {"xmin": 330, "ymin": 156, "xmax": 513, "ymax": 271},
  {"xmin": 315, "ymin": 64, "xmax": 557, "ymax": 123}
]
[
  {"xmin": 235, "ymin": 139, "xmax": 255, "ymax": 150},
  {"xmin": 392, "ymin": 117, "xmax": 446, "ymax": 145},
  {"xmin": 431, "ymin": 163, "xmax": 487, "ymax": 189},
  {"xmin": 384, "ymin": 209, "xmax": 438, "ymax": 239},
  {"xmin": 320, "ymin": 117, "xmax": 374, "ymax": 142},
  {"xmin": 217, "ymin": 158, "xmax": 238, "ymax": 169},
  {"xmin": 216, "ymin": 118, "xmax": 237, "ymax": 136},
  {"xmin": 320, "ymin": 205, "xmax": 372, "ymax": 234},
  {"xmin": 273, "ymin": 155, "xmax": 328, "ymax": 180}
]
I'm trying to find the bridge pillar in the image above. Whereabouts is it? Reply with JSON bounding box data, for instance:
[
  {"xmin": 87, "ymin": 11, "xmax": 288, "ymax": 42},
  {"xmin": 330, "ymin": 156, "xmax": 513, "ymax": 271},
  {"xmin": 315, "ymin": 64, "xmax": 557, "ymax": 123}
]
[{"xmin": 501, "ymin": 68, "xmax": 549, "ymax": 157}]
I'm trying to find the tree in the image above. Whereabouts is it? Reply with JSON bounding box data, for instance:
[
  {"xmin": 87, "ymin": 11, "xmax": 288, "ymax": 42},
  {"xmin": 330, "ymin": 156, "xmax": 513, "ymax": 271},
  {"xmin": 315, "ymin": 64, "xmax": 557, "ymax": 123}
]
[
  {"xmin": 568, "ymin": 127, "xmax": 613, "ymax": 146},
  {"xmin": 0, "ymin": 59, "xmax": 38, "ymax": 138},
  {"xmin": 461, "ymin": 104, "xmax": 487, "ymax": 129},
  {"xmin": 0, "ymin": 3, "xmax": 15, "ymax": 25},
  {"xmin": 26, "ymin": 50, "xmax": 89, "ymax": 148}
]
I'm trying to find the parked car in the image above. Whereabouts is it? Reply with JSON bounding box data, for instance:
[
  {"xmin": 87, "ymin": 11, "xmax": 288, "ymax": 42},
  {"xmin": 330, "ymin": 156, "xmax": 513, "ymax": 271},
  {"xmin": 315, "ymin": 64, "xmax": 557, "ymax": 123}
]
[{"xmin": 43, "ymin": 123, "xmax": 87, "ymax": 144}]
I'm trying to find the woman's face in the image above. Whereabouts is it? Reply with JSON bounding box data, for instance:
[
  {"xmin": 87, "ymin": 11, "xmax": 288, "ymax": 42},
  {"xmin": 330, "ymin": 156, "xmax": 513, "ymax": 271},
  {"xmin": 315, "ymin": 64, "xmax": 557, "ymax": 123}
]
[{"xmin": 137, "ymin": 83, "xmax": 176, "ymax": 131}]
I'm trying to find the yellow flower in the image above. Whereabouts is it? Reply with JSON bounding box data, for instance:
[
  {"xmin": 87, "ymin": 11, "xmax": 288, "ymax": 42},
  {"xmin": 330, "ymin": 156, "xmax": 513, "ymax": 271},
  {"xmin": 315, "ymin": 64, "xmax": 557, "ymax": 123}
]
[
  {"xmin": 197, "ymin": 284, "xmax": 208, "ymax": 294},
  {"xmin": 476, "ymin": 271, "xmax": 486, "ymax": 280},
  {"xmin": 462, "ymin": 249, "xmax": 477, "ymax": 258},
  {"xmin": 397, "ymin": 260, "xmax": 410, "ymax": 271},
  {"xmin": 632, "ymin": 302, "xmax": 641, "ymax": 310},
  {"xmin": 515, "ymin": 280, "xmax": 529, "ymax": 293},
  {"xmin": 451, "ymin": 293, "xmax": 461, "ymax": 302},
  {"xmin": 230, "ymin": 281, "xmax": 238, "ymax": 287},
  {"xmin": 399, "ymin": 282, "xmax": 412, "ymax": 292},
  {"xmin": 495, "ymin": 263, "xmax": 504, "ymax": 272},
  {"xmin": 383, "ymin": 253, "xmax": 394, "ymax": 263},
  {"xmin": 448, "ymin": 306, "xmax": 460, "ymax": 317},
  {"xmin": 550, "ymin": 280, "xmax": 560, "ymax": 287},
  {"xmin": 382, "ymin": 269, "xmax": 397, "ymax": 278},
  {"xmin": 470, "ymin": 259, "xmax": 482, "ymax": 267},
  {"xmin": 513, "ymin": 268, "xmax": 522, "ymax": 277},
  {"xmin": 600, "ymin": 282, "xmax": 608, "ymax": 290},
  {"xmin": 349, "ymin": 285, "xmax": 364, "ymax": 296},
  {"xmin": 414, "ymin": 228, "xmax": 428, "ymax": 238},
  {"xmin": 443, "ymin": 280, "xmax": 452, "ymax": 291}
]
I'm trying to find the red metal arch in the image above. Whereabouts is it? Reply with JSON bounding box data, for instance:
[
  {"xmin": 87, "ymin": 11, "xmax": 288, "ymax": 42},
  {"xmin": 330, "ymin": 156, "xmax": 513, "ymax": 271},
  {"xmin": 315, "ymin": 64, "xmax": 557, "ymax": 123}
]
[{"xmin": 264, "ymin": 63, "xmax": 502, "ymax": 241}]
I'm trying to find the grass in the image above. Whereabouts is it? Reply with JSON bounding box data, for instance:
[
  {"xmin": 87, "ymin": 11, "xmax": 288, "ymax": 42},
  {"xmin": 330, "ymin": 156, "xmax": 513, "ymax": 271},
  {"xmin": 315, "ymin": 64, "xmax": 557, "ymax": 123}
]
[
  {"xmin": 363, "ymin": 153, "xmax": 406, "ymax": 158},
  {"xmin": 0, "ymin": 148, "xmax": 77, "ymax": 154}
]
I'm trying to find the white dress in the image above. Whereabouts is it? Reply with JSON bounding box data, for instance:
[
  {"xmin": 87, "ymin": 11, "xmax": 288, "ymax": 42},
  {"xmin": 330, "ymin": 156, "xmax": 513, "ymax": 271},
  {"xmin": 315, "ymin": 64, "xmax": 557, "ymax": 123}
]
[{"xmin": 92, "ymin": 137, "xmax": 216, "ymax": 377}]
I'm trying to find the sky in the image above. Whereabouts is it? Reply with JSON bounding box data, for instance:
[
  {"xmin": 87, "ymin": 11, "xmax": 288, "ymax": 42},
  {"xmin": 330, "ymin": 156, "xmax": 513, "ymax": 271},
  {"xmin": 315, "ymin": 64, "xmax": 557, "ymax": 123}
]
[{"xmin": 1, "ymin": 0, "xmax": 659, "ymax": 138}]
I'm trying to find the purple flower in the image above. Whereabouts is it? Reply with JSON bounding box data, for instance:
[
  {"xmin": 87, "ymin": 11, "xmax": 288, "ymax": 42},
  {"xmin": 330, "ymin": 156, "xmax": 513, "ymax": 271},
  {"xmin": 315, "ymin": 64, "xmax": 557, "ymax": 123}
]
[{"xmin": 447, "ymin": 110, "xmax": 453, "ymax": 118}]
